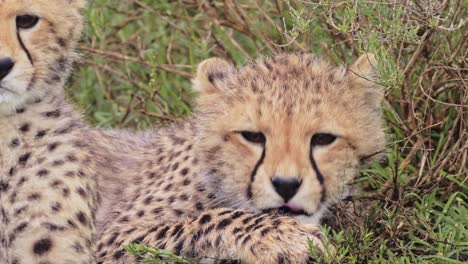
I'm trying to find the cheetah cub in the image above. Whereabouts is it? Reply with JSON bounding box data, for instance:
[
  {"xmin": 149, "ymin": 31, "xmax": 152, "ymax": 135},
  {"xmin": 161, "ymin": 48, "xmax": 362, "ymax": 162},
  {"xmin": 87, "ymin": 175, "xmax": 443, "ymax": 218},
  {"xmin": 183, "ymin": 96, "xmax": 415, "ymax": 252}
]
[
  {"xmin": 0, "ymin": 1, "xmax": 98, "ymax": 263},
  {"xmin": 95, "ymin": 53, "xmax": 385, "ymax": 263}
]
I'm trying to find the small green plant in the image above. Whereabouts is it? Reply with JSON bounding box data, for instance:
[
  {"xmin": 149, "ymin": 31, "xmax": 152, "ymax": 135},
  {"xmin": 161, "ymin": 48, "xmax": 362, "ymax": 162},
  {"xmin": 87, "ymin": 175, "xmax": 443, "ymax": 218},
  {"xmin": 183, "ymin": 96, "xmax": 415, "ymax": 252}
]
[{"xmin": 124, "ymin": 243, "xmax": 195, "ymax": 264}]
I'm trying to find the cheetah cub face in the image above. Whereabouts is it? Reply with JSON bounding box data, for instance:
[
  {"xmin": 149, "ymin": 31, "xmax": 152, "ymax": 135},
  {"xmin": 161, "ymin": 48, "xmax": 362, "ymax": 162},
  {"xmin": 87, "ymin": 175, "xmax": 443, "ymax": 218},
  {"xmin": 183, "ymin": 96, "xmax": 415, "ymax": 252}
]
[
  {"xmin": 194, "ymin": 54, "xmax": 385, "ymax": 224},
  {"xmin": 0, "ymin": 0, "xmax": 85, "ymax": 113}
]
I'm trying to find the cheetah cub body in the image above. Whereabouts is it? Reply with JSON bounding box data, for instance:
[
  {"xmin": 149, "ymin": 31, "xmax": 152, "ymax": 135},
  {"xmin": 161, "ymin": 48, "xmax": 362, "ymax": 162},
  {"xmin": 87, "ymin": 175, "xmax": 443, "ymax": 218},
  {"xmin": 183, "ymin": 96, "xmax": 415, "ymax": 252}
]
[
  {"xmin": 95, "ymin": 54, "xmax": 385, "ymax": 263},
  {"xmin": 0, "ymin": 0, "xmax": 98, "ymax": 263}
]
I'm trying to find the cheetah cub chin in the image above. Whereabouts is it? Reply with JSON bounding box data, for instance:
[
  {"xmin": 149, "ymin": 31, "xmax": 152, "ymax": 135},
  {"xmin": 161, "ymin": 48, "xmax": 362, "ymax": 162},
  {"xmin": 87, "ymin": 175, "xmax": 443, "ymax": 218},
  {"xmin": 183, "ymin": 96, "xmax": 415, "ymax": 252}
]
[
  {"xmin": 96, "ymin": 53, "xmax": 386, "ymax": 263},
  {"xmin": 1, "ymin": 1, "xmax": 98, "ymax": 263}
]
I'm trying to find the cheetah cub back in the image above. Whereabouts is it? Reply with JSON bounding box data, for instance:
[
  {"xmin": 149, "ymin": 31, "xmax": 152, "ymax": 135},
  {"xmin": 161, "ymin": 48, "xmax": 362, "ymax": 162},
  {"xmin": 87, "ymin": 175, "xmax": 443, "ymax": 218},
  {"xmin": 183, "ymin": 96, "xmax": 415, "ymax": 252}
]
[{"xmin": 0, "ymin": 1, "xmax": 98, "ymax": 263}]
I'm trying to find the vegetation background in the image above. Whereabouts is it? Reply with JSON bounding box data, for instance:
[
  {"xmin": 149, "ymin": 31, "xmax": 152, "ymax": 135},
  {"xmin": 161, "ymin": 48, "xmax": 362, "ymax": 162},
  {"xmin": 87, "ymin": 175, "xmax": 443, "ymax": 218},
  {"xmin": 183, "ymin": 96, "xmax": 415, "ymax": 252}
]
[{"xmin": 72, "ymin": 0, "xmax": 466, "ymax": 263}]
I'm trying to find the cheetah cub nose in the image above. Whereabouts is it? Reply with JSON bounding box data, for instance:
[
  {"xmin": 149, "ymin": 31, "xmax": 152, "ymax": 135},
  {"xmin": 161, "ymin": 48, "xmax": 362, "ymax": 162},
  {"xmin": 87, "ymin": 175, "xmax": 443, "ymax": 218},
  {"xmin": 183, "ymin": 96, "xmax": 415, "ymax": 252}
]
[
  {"xmin": 272, "ymin": 177, "xmax": 302, "ymax": 202},
  {"xmin": 0, "ymin": 58, "xmax": 15, "ymax": 81}
]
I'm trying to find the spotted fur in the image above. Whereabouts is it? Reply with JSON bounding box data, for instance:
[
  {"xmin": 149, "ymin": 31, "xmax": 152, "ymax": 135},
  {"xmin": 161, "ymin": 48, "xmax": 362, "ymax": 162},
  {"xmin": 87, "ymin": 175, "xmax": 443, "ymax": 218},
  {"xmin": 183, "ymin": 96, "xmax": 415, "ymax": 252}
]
[
  {"xmin": 0, "ymin": 1, "xmax": 98, "ymax": 263},
  {"xmin": 93, "ymin": 54, "xmax": 385, "ymax": 263}
]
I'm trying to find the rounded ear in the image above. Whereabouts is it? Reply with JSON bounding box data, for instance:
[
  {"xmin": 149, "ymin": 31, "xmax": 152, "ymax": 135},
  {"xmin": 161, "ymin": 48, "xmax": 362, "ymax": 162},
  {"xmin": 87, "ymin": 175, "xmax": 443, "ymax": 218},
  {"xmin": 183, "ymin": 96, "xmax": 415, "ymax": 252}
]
[
  {"xmin": 349, "ymin": 53, "xmax": 384, "ymax": 108},
  {"xmin": 193, "ymin": 58, "xmax": 235, "ymax": 95}
]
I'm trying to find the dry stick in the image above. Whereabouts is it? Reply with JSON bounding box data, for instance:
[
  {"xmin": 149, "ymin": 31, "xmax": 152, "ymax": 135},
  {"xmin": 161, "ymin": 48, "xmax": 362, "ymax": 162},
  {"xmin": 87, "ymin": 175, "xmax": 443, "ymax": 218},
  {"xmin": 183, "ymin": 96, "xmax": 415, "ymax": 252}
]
[
  {"xmin": 127, "ymin": 29, "xmax": 145, "ymax": 49},
  {"xmin": 256, "ymin": 2, "xmax": 307, "ymax": 52},
  {"xmin": 272, "ymin": 0, "xmax": 286, "ymax": 45},
  {"xmin": 433, "ymin": 114, "xmax": 464, "ymax": 178},
  {"xmin": 216, "ymin": 20, "xmax": 251, "ymax": 58},
  {"xmin": 109, "ymin": 10, "xmax": 143, "ymax": 37},
  {"xmin": 391, "ymin": 121, "xmax": 443, "ymax": 146},
  {"xmin": 448, "ymin": 0, "xmax": 463, "ymax": 26},
  {"xmin": 212, "ymin": 1, "xmax": 254, "ymax": 10},
  {"xmin": 211, "ymin": 32, "xmax": 231, "ymax": 60},
  {"xmin": 449, "ymin": 31, "xmax": 467, "ymax": 62},
  {"xmin": 458, "ymin": 141, "xmax": 468, "ymax": 176},
  {"xmin": 166, "ymin": 37, "xmax": 174, "ymax": 65},
  {"xmin": 418, "ymin": 68, "xmax": 467, "ymax": 107},
  {"xmin": 403, "ymin": 0, "xmax": 452, "ymax": 78},
  {"xmin": 415, "ymin": 151, "xmax": 428, "ymax": 187},
  {"xmin": 231, "ymin": 0, "xmax": 278, "ymax": 53},
  {"xmin": 219, "ymin": 20, "xmax": 249, "ymax": 34},
  {"xmin": 402, "ymin": 30, "xmax": 433, "ymax": 77},
  {"xmin": 323, "ymin": 16, "xmax": 352, "ymax": 61},
  {"xmin": 79, "ymin": 46, "xmax": 193, "ymax": 78},
  {"xmin": 131, "ymin": 91, "xmax": 178, "ymax": 122},
  {"xmin": 91, "ymin": 60, "xmax": 112, "ymax": 101},
  {"xmin": 84, "ymin": 60, "xmax": 146, "ymax": 91},
  {"xmin": 134, "ymin": 0, "xmax": 186, "ymax": 32},
  {"xmin": 400, "ymin": 0, "xmax": 418, "ymax": 132},
  {"xmin": 200, "ymin": 2, "xmax": 251, "ymax": 59},
  {"xmin": 132, "ymin": 0, "xmax": 156, "ymax": 13},
  {"xmin": 228, "ymin": 1, "xmax": 262, "ymax": 51},
  {"xmin": 435, "ymin": 135, "xmax": 465, "ymax": 182},
  {"xmin": 398, "ymin": 136, "xmax": 425, "ymax": 171},
  {"xmin": 83, "ymin": 60, "xmax": 159, "ymax": 125},
  {"xmin": 120, "ymin": 92, "xmax": 136, "ymax": 126},
  {"xmin": 215, "ymin": 20, "xmax": 251, "ymax": 58},
  {"xmin": 138, "ymin": 110, "xmax": 179, "ymax": 122},
  {"xmin": 433, "ymin": 81, "xmax": 464, "ymax": 96},
  {"xmin": 227, "ymin": 0, "xmax": 247, "ymax": 26}
]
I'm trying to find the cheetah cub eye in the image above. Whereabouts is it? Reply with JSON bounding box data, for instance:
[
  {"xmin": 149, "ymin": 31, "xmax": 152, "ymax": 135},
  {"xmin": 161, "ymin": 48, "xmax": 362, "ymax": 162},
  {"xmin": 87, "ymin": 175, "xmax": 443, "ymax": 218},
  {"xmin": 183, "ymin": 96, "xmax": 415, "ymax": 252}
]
[
  {"xmin": 16, "ymin": 15, "xmax": 40, "ymax": 29},
  {"xmin": 311, "ymin": 133, "xmax": 336, "ymax": 146},
  {"xmin": 240, "ymin": 131, "xmax": 266, "ymax": 145}
]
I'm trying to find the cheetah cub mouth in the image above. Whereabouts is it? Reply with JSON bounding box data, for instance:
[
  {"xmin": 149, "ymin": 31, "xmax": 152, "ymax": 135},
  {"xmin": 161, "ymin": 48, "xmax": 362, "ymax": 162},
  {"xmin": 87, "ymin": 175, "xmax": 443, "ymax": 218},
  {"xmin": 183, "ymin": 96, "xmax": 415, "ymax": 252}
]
[
  {"xmin": 193, "ymin": 53, "xmax": 386, "ymax": 224},
  {"xmin": 263, "ymin": 206, "xmax": 308, "ymax": 216}
]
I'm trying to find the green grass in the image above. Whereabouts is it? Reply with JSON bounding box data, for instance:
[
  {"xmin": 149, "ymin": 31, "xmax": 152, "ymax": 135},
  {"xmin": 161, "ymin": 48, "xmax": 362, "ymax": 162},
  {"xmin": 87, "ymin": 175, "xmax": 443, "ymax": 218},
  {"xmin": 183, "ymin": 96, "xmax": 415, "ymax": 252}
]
[
  {"xmin": 71, "ymin": 0, "xmax": 467, "ymax": 263},
  {"xmin": 124, "ymin": 243, "xmax": 195, "ymax": 264}
]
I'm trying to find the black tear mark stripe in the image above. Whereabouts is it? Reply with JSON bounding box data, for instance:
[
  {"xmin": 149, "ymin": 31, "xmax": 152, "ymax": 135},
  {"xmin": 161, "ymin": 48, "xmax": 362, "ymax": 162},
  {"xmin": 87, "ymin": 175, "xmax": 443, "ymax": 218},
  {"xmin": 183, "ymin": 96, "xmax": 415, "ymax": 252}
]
[
  {"xmin": 309, "ymin": 148, "xmax": 326, "ymax": 203},
  {"xmin": 16, "ymin": 31, "xmax": 33, "ymax": 65},
  {"xmin": 246, "ymin": 148, "xmax": 266, "ymax": 199}
]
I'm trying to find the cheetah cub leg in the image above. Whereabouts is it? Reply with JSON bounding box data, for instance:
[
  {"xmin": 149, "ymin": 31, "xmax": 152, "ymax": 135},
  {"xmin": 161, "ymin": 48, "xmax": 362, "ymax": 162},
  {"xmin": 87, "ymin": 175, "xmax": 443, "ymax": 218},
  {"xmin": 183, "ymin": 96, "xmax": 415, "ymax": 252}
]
[{"xmin": 98, "ymin": 209, "xmax": 325, "ymax": 263}]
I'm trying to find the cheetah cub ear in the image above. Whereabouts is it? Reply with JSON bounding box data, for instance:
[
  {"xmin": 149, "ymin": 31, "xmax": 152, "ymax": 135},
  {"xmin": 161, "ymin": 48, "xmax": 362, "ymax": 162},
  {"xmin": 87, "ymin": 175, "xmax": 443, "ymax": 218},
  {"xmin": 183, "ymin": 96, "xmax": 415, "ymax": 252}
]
[
  {"xmin": 349, "ymin": 53, "xmax": 384, "ymax": 109},
  {"xmin": 193, "ymin": 58, "xmax": 236, "ymax": 95}
]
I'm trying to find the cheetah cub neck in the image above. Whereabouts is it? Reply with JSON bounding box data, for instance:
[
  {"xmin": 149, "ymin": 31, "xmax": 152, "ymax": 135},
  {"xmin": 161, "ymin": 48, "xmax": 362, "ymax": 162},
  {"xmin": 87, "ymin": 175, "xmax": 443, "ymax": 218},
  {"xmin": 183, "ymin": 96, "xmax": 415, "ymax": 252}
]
[{"xmin": 191, "ymin": 54, "xmax": 386, "ymax": 224}]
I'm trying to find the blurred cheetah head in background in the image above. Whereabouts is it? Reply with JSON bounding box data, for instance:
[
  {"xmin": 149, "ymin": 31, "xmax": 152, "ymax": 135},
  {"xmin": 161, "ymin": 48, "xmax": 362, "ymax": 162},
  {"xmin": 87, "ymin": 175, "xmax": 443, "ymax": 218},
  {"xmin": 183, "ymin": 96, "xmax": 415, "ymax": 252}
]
[{"xmin": 0, "ymin": 0, "xmax": 85, "ymax": 113}]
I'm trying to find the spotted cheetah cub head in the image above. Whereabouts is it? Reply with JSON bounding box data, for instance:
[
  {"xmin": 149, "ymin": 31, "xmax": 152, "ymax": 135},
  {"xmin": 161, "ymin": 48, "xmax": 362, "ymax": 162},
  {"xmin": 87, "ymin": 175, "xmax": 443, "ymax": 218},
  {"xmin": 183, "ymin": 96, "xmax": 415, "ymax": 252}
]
[
  {"xmin": 193, "ymin": 53, "xmax": 385, "ymax": 224},
  {"xmin": 0, "ymin": 0, "xmax": 85, "ymax": 113}
]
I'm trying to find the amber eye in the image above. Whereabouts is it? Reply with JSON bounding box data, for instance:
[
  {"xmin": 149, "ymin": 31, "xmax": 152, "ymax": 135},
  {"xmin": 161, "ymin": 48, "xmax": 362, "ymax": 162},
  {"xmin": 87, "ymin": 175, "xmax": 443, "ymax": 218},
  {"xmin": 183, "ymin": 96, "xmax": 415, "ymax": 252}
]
[
  {"xmin": 16, "ymin": 15, "xmax": 40, "ymax": 29},
  {"xmin": 240, "ymin": 131, "xmax": 266, "ymax": 144},
  {"xmin": 311, "ymin": 133, "xmax": 336, "ymax": 146}
]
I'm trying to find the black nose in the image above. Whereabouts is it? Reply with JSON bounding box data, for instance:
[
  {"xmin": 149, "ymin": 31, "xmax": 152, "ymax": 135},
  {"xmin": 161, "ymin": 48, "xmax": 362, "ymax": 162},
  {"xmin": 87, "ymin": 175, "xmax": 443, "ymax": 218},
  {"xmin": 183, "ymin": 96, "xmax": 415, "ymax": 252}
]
[
  {"xmin": 272, "ymin": 177, "xmax": 302, "ymax": 202},
  {"xmin": 0, "ymin": 58, "xmax": 15, "ymax": 81}
]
